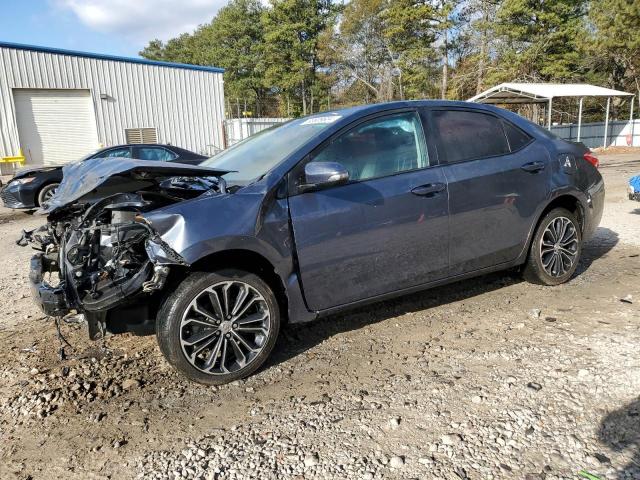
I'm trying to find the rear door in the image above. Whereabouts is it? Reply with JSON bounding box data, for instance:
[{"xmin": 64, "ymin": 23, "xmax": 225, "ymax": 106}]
[
  {"xmin": 288, "ymin": 110, "xmax": 449, "ymax": 311},
  {"xmin": 429, "ymin": 107, "xmax": 550, "ymax": 275}
]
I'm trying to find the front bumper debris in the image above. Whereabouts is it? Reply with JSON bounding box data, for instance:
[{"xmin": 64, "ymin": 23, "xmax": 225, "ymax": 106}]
[{"xmin": 29, "ymin": 253, "xmax": 70, "ymax": 316}]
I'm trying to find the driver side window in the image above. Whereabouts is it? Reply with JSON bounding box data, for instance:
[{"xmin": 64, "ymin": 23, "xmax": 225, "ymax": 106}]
[{"xmin": 310, "ymin": 111, "xmax": 429, "ymax": 182}]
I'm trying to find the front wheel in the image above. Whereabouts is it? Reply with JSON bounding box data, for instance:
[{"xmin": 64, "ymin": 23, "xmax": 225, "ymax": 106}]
[
  {"xmin": 156, "ymin": 270, "xmax": 280, "ymax": 385},
  {"xmin": 37, "ymin": 183, "xmax": 59, "ymax": 206},
  {"xmin": 523, "ymin": 208, "xmax": 582, "ymax": 285}
]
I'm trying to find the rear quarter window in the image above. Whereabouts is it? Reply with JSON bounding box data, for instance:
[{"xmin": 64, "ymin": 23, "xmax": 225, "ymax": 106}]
[
  {"xmin": 432, "ymin": 110, "xmax": 510, "ymax": 163},
  {"xmin": 502, "ymin": 120, "xmax": 533, "ymax": 151}
]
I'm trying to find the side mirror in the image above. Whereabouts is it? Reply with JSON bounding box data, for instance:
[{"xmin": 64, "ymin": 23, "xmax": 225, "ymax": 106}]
[{"xmin": 301, "ymin": 162, "xmax": 349, "ymax": 192}]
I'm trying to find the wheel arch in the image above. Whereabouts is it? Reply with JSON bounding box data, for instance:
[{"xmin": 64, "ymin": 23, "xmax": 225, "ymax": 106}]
[
  {"xmin": 539, "ymin": 194, "xmax": 585, "ymax": 232},
  {"xmin": 189, "ymin": 249, "xmax": 289, "ymax": 323},
  {"xmin": 519, "ymin": 192, "xmax": 586, "ymax": 264}
]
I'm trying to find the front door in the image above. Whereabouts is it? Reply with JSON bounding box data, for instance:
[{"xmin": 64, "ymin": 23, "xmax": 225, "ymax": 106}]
[
  {"xmin": 429, "ymin": 108, "xmax": 550, "ymax": 275},
  {"xmin": 288, "ymin": 110, "xmax": 449, "ymax": 311}
]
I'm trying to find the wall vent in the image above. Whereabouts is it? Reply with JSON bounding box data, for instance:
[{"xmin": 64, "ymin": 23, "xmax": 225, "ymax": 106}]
[{"xmin": 125, "ymin": 127, "xmax": 158, "ymax": 144}]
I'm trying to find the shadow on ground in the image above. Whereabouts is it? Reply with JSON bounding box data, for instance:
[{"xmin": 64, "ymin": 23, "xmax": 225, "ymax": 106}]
[
  {"xmin": 599, "ymin": 397, "xmax": 640, "ymax": 479},
  {"xmin": 575, "ymin": 227, "xmax": 619, "ymax": 276},
  {"xmin": 270, "ymin": 226, "xmax": 619, "ymax": 368},
  {"xmin": 271, "ymin": 268, "xmax": 520, "ymax": 367}
]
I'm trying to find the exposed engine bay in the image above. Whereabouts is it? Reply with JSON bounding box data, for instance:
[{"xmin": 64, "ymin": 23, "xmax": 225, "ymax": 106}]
[{"xmin": 21, "ymin": 158, "xmax": 230, "ymax": 340}]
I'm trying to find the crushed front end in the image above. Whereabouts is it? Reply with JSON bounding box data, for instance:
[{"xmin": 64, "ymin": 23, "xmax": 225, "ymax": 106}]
[
  {"xmin": 21, "ymin": 158, "xmax": 229, "ymax": 339},
  {"xmin": 24, "ymin": 192, "xmax": 187, "ymax": 338}
]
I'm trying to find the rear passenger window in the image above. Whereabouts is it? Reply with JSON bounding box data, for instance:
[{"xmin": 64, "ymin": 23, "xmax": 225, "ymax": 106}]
[
  {"xmin": 502, "ymin": 120, "xmax": 533, "ymax": 151},
  {"xmin": 433, "ymin": 110, "xmax": 510, "ymax": 163},
  {"xmin": 138, "ymin": 147, "xmax": 177, "ymax": 161}
]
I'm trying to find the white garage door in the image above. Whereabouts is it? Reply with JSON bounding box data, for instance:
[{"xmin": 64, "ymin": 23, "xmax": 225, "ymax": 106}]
[{"xmin": 13, "ymin": 89, "xmax": 100, "ymax": 166}]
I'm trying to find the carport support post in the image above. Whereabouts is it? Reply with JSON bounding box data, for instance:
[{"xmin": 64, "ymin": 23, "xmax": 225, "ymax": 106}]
[
  {"xmin": 630, "ymin": 96, "xmax": 635, "ymax": 147},
  {"xmin": 603, "ymin": 96, "xmax": 611, "ymax": 148},
  {"xmin": 577, "ymin": 97, "xmax": 584, "ymax": 142},
  {"xmin": 547, "ymin": 97, "xmax": 553, "ymax": 129}
]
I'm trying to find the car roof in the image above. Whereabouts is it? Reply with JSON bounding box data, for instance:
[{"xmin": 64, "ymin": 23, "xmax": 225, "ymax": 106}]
[
  {"xmin": 319, "ymin": 99, "xmax": 509, "ymax": 118},
  {"xmin": 98, "ymin": 144, "xmax": 180, "ymax": 149},
  {"xmin": 310, "ymin": 100, "xmax": 536, "ymax": 135}
]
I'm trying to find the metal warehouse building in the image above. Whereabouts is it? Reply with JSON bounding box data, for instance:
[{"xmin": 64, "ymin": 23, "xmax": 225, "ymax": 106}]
[{"xmin": 0, "ymin": 41, "xmax": 225, "ymax": 173}]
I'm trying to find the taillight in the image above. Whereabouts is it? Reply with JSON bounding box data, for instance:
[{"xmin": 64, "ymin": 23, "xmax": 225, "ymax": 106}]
[{"xmin": 583, "ymin": 152, "xmax": 599, "ymax": 169}]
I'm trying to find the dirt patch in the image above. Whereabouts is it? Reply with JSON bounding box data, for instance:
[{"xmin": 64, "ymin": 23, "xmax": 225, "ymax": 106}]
[
  {"xmin": 0, "ymin": 155, "xmax": 639, "ymax": 479},
  {"xmin": 593, "ymin": 146, "xmax": 640, "ymax": 155}
]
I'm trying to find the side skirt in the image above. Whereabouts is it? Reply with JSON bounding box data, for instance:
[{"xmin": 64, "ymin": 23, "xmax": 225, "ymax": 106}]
[{"xmin": 312, "ymin": 259, "xmax": 524, "ymax": 320}]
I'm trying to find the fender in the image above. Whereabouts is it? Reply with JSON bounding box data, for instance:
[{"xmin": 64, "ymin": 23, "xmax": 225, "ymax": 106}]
[
  {"xmin": 181, "ymin": 237, "xmax": 316, "ymax": 324},
  {"xmin": 515, "ymin": 187, "xmax": 588, "ymax": 264},
  {"xmin": 143, "ymin": 192, "xmax": 317, "ymax": 324}
]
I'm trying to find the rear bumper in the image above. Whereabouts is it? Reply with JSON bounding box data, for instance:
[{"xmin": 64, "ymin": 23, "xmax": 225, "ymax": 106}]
[
  {"xmin": 583, "ymin": 178, "xmax": 605, "ymax": 241},
  {"xmin": 29, "ymin": 253, "xmax": 70, "ymax": 316}
]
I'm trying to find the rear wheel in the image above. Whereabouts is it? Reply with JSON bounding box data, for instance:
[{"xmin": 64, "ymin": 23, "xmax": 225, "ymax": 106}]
[
  {"xmin": 156, "ymin": 269, "xmax": 280, "ymax": 385},
  {"xmin": 37, "ymin": 183, "xmax": 59, "ymax": 206},
  {"xmin": 523, "ymin": 208, "xmax": 582, "ymax": 285}
]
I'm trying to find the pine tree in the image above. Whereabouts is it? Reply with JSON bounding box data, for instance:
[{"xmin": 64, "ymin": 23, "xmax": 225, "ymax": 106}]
[
  {"xmin": 140, "ymin": 0, "xmax": 267, "ymax": 114},
  {"xmin": 589, "ymin": 0, "xmax": 640, "ymax": 97},
  {"xmin": 261, "ymin": 0, "xmax": 340, "ymax": 115},
  {"xmin": 493, "ymin": 0, "xmax": 588, "ymax": 82}
]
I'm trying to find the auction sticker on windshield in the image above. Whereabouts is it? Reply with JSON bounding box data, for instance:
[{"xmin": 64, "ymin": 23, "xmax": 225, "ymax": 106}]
[{"xmin": 301, "ymin": 115, "xmax": 341, "ymax": 125}]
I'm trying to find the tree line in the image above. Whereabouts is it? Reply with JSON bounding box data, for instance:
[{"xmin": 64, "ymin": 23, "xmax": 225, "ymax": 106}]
[{"xmin": 141, "ymin": 0, "xmax": 640, "ymax": 122}]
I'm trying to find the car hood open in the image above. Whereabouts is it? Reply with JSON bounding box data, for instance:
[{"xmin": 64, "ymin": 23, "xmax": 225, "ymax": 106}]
[{"xmin": 42, "ymin": 157, "xmax": 231, "ymax": 214}]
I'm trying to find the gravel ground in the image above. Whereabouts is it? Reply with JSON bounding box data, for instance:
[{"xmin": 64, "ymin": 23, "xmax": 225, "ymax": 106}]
[{"xmin": 0, "ymin": 152, "xmax": 639, "ymax": 480}]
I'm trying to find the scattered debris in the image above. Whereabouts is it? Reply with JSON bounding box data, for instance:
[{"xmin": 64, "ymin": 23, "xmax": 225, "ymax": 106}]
[
  {"xmin": 527, "ymin": 382, "xmax": 543, "ymax": 391},
  {"xmin": 528, "ymin": 309, "xmax": 542, "ymax": 318}
]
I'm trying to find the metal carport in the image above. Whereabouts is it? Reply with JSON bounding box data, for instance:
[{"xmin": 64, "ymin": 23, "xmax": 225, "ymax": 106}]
[{"xmin": 468, "ymin": 83, "xmax": 635, "ymax": 147}]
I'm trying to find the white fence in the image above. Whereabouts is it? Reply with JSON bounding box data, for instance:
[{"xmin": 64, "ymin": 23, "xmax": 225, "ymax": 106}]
[
  {"xmin": 550, "ymin": 119, "xmax": 640, "ymax": 149},
  {"xmin": 223, "ymin": 118, "xmax": 290, "ymax": 147}
]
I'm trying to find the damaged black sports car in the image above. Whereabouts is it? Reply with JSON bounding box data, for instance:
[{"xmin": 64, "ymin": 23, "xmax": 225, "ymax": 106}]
[{"xmin": 23, "ymin": 101, "xmax": 604, "ymax": 385}]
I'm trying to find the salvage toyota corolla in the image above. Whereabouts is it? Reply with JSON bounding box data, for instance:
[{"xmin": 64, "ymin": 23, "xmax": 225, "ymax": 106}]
[{"xmin": 23, "ymin": 101, "xmax": 604, "ymax": 385}]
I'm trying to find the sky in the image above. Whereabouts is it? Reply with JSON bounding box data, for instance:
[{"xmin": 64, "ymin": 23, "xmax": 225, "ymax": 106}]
[{"xmin": 0, "ymin": 0, "xmax": 227, "ymax": 58}]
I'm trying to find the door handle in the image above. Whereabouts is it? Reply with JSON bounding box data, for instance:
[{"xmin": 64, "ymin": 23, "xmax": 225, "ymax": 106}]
[
  {"xmin": 411, "ymin": 183, "xmax": 446, "ymax": 197},
  {"xmin": 521, "ymin": 161, "xmax": 545, "ymax": 173}
]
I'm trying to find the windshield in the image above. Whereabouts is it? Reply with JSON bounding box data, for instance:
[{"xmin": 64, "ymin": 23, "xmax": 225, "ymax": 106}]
[{"xmin": 201, "ymin": 114, "xmax": 343, "ymax": 185}]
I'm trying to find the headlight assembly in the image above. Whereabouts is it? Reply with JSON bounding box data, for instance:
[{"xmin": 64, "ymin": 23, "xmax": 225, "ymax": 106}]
[{"xmin": 10, "ymin": 177, "xmax": 36, "ymax": 186}]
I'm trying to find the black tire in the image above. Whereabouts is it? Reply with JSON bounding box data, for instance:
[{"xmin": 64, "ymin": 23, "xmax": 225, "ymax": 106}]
[
  {"xmin": 523, "ymin": 208, "xmax": 582, "ymax": 286},
  {"xmin": 156, "ymin": 269, "xmax": 280, "ymax": 385},
  {"xmin": 37, "ymin": 183, "xmax": 60, "ymax": 206}
]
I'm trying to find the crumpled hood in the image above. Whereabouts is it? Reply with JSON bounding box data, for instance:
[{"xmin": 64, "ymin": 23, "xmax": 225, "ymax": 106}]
[
  {"xmin": 14, "ymin": 165, "xmax": 64, "ymax": 179},
  {"xmin": 42, "ymin": 157, "xmax": 230, "ymax": 214}
]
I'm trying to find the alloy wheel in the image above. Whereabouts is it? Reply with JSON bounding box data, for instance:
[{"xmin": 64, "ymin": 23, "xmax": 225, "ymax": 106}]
[
  {"xmin": 40, "ymin": 184, "xmax": 59, "ymax": 204},
  {"xmin": 539, "ymin": 216, "xmax": 579, "ymax": 277},
  {"xmin": 43, "ymin": 187, "xmax": 57, "ymax": 201},
  {"xmin": 179, "ymin": 280, "xmax": 271, "ymax": 375}
]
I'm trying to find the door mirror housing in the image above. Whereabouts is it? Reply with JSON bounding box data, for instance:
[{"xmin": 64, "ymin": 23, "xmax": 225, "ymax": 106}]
[{"xmin": 301, "ymin": 162, "xmax": 349, "ymax": 192}]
